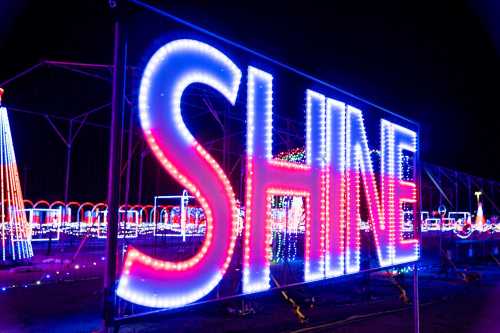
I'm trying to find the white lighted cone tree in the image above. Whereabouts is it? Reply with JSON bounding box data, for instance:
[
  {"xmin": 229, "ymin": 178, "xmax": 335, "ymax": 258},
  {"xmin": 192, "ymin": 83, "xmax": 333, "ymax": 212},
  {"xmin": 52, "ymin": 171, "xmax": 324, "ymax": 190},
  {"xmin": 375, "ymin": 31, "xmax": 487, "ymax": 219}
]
[
  {"xmin": 0, "ymin": 88, "xmax": 33, "ymax": 262},
  {"xmin": 475, "ymin": 202, "xmax": 485, "ymax": 229}
]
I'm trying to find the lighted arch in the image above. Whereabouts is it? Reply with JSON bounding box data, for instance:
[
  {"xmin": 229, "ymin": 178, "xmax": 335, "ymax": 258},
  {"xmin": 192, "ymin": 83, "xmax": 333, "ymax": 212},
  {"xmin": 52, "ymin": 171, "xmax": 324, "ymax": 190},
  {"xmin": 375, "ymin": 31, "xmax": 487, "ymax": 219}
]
[
  {"xmin": 23, "ymin": 199, "xmax": 34, "ymax": 208},
  {"xmin": 77, "ymin": 202, "xmax": 95, "ymax": 232},
  {"xmin": 33, "ymin": 200, "xmax": 50, "ymax": 208},
  {"xmin": 66, "ymin": 201, "xmax": 81, "ymax": 224}
]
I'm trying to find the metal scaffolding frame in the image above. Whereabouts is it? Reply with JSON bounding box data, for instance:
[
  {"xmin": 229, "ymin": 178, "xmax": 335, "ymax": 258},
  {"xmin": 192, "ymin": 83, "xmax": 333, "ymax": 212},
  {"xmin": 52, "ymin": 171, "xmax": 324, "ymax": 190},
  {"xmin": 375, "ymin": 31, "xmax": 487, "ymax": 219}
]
[{"xmin": 422, "ymin": 162, "xmax": 499, "ymax": 215}]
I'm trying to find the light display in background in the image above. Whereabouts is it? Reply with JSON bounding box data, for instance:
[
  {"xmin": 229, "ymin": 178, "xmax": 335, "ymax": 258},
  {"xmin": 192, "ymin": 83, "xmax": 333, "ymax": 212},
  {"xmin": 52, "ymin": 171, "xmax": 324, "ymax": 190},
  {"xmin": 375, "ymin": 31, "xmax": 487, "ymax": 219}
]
[
  {"xmin": 420, "ymin": 208, "xmax": 499, "ymax": 239},
  {"xmin": 116, "ymin": 39, "xmax": 420, "ymax": 308},
  {"xmin": 10, "ymin": 197, "xmax": 494, "ymax": 243},
  {"xmin": 271, "ymin": 196, "xmax": 303, "ymax": 263},
  {"xmin": 25, "ymin": 208, "xmax": 63, "ymax": 242},
  {"xmin": 0, "ymin": 90, "xmax": 34, "ymax": 262}
]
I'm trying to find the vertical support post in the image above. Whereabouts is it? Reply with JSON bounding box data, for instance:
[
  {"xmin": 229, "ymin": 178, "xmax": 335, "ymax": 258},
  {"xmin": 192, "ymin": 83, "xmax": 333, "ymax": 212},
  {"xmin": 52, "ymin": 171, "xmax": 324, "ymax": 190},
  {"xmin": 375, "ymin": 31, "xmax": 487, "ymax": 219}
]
[
  {"xmin": 103, "ymin": 0, "xmax": 127, "ymax": 329},
  {"xmin": 413, "ymin": 262, "xmax": 420, "ymax": 333},
  {"xmin": 438, "ymin": 168, "xmax": 443, "ymax": 207},
  {"xmin": 413, "ymin": 124, "xmax": 421, "ymax": 333},
  {"xmin": 468, "ymin": 176, "xmax": 472, "ymax": 213},
  {"xmin": 491, "ymin": 181, "xmax": 495, "ymax": 213},
  {"xmin": 223, "ymin": 104, "xmax": 229, "ymax": 172},
  {"xmin": 64, "ymin": 120, "xmax": 73, "ymax": 203},
  {"xmin": 124, "ymin": 106, "xmax": 135, "ymax": 209},
  {"xmin": 429, "ymin": 188, "xmax": 432, "ymax": 213},
  {"xmin": 22, "ymin": 166, "xmax": 29, "ymax": 197},
  {"xmin": 137, "ymin": 148, "xmax": 145, "ymax": 204}
]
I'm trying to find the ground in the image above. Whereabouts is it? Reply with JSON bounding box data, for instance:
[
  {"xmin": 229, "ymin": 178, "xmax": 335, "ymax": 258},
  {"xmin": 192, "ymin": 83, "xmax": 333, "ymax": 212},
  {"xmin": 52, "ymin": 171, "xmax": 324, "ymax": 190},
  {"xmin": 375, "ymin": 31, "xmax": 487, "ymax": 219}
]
[{"xmin": 1, "ymin": 262, "xmax": 499, "ymax": 332}]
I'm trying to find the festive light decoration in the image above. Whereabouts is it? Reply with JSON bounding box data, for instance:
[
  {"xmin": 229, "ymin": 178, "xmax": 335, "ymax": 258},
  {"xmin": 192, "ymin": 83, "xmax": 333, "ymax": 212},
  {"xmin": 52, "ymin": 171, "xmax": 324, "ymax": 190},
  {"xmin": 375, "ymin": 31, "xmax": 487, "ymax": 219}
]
[
  {"xmin": 271, "ymin": 196, "xmax": 302, "ymax": 263},
  {"xmin": 345, "ymin": 106, "xmax": 381, "ymax": 271},
  {"xmin": 344, "ymin": 112, "xmax": 419, "ymax": 270},
  {"xmin": 418, "ymin": 210, "xmax": 497, "ymax": 239},
  {"xmin": 275, "ymin": 147, "xmax": 306, "ymax": 163},
  {"xmin": 380, "ymin": 120, "xmax": 419, "ymax": 265},
  {"xmin": 475, "ymin": 202, "xmax": 485, "ymax": 230},
  {"xmin": 116, "ymin": 39, "xmax": 421, "ymax": 309},
  {"xmin": 27, "ymin": 208, "xmax": 62, "ymax": 242},
  {"xmin": 96, "ymin": 209, "xmax": 139, "ymax": 239},
  {"xmin": 10, "ymin": 197, "xmax": 492, "ymax": 242},
  {"xmin": 244, "ymin": 78, "xmax": 326, "ymax": 292},
  {"xmin": 0, "ymin": 93, "xmax": 33, "ymax": 262},
  {"xmin": 447, "ymin": 212, "xmax": 473, "ymax": 238},
  {"xmin": 152, "ymin": 192, "xmax": 197, "ymax": 239},
  {"xmin": 117, "ymin": 39, "xmax": 241, "ymax": 308},
  {"xmin": 277, "ymin": 118, "xmax": 420, "ymax": 269},
  {"xmin": 325, "ymin": 98, "xmax": 346, "ymax": 277},
  {"xmin": 3, "ymin": 198, "xmax": 209, "ymax": 239},
  {"xmin": 276, "ymin": 115, "xmax": 420, "ymax": 271}
]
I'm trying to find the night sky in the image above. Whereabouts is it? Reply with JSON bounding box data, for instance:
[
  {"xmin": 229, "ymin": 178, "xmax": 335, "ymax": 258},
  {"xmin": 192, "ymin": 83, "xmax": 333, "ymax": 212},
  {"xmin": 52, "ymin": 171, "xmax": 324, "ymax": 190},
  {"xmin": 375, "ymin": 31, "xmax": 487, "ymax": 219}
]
[{"xmin": 0, "ymin": 0, "xmax": 498, "ymax": 202}]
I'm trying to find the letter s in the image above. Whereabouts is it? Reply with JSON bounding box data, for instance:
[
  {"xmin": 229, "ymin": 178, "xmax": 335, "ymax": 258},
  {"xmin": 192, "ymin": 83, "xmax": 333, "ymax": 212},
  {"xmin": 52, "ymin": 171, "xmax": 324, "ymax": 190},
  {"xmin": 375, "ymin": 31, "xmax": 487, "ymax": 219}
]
[{"xmin": 117, "ymin": 39, "xmax": 241, "ymax": 308}]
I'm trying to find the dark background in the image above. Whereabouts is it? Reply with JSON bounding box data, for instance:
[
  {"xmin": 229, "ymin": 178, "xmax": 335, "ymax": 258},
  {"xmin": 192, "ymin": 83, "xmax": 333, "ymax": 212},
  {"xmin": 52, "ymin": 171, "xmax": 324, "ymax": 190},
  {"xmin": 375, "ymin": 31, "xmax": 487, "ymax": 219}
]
[{"xmin": 0, "ymin": 0, "xmax": 498, "ymax": 202}]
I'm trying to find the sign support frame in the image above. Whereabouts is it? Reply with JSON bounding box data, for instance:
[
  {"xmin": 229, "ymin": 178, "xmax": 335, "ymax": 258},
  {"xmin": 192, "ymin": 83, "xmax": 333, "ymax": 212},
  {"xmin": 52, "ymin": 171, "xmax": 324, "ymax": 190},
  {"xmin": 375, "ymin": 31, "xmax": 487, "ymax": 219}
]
[
  {"xmin": 106, "ymin": 1, "xmax": 423, "ymax": 331},
  {"xmin": 103, "ymin": 0, "xmax": 128, "ymax": 331}
]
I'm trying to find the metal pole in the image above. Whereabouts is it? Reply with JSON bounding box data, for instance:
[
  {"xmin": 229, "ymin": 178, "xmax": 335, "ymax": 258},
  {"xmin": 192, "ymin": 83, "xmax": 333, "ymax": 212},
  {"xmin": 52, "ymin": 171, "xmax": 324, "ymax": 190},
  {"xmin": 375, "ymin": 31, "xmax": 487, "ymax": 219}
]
[
  {"xmin": 413, "ymin": 262, "xmax": 420, "ymax": 333},
  {"xmin": 22, "ymin": 166, "xmax": 28, "ymax": 196},
  {"xmin": 103, "ymin": 0, "xmax": 127, "ymax": 329},
  {"xmin": 137, "ymin": 148, "xmax": 145, "ymax": 204},
  {"xmin": 438, "ymin": 168, "xmax": 443, "ymax": 207},
  {"xmin": 64, "ymin": 121, "xmax": 73, "ymax": 203},
  {"xmin": 223, "ymin": 103, "xmax": 229, "ymax": 172},
  {"xmin": 124, "ymin": 107, "xmax": 135, "ymax": 209},
  {"xmin": 468, "ymin": 176, "xmax": 472, "ymax": 213},
  {"xmin": 491, "ymin": 181, "xmax": 495, "ymax": 213},
  {"xmin": 413, "ymin": 124, "xmax": 421, "ymax": 333}
]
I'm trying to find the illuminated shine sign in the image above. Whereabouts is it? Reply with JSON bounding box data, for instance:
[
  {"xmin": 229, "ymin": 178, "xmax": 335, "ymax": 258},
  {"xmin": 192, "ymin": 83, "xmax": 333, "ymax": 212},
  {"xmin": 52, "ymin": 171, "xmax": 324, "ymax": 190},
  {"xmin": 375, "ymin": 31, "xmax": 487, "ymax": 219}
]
[{"xmin": 117, "ymin": 39, "xmax": 419, "ymax": 308}]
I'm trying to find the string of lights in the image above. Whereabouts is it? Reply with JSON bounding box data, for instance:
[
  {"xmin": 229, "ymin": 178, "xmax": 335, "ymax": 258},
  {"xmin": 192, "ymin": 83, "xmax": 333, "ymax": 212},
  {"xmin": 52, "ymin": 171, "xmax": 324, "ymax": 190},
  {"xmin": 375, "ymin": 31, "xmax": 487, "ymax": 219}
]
[{"xmin": 0, "ymin": 91, "xmax": 33, "ymax": 262}]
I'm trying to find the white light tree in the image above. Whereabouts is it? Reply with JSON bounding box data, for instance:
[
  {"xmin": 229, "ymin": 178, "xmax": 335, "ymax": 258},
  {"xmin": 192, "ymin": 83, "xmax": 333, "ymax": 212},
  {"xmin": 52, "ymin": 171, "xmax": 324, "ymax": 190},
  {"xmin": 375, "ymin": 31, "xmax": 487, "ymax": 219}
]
[{"xmin": 0, "ymin": 88, "xmax": 33, "ymax": 262}]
